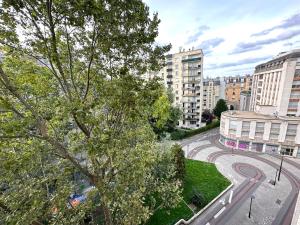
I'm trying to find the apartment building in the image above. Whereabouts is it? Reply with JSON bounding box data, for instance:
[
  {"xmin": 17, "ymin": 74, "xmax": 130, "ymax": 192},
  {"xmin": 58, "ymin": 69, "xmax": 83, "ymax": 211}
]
[
  {"xmin": 225, "ymin": 75, "xmax": 252, "ymax": 110},
  {"xmin": 203, "ymin": 78, "xmax": 221, "ymax": 111},
  {"xmin": 250, "ymin": 49, "xmax": 300, "ymax": 116},
  {"xmin": 150, "ymin": 48, "xmax": 204, "ymax": 129},
  {"xmin": 220, "ymin": 49, "xmax": 300, "ymax": 158},
  {"xmin": 240, "ymin": 91, "xmax": 251, "ymax": 111}
]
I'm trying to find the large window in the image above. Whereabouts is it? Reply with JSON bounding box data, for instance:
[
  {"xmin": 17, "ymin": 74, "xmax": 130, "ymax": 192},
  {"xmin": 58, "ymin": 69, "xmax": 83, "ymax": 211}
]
[
  {"xmin": 238, "ymin": 141, "xmax": 249, "ymax": 150},
  {"xmin": 270, "ymin": 123, "xmax": 280, "ymax": 140},
  {"xmin": 252, "ymin": 143, "xmax": 263, "ymax": 152},
  {"xmin": 281, "ymin": 147, "xmax": 294, "ymax": 156},
  {"xmin": 255, "ymin": 122, "xmax": 265, "ymax": 138},
  {"xmin": 241, "ymin": 121, "xmax": 250, "ymax": 137},
  {"xmin": 265, "ymin": 145, "xmax": 278, "ymax": 154},
  {"xmin": 286, "ymin": 124, "xmax": 297, "ymax": 141}
]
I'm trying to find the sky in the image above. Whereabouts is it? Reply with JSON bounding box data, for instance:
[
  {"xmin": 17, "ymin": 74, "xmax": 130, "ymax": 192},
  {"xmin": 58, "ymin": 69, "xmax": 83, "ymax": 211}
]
[{"xmin": 143, "ymin": 0, "xmax": 300, "ymax": 77}]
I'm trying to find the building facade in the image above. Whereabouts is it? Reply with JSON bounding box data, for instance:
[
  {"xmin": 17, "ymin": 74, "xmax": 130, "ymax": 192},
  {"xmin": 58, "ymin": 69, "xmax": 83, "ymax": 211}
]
[
  {"xmin": 220, "ymin": 111, "xmax": 300, "ymax": 158},
  {"xmin": 240, "ymin": 91, "xmax": 251, "ymax": 111},
  {"xmin": 225, "ymin": 75, "xmax": 252, "ymax": 110},
  {"xmin": 203, "ymin": 78, "xmax": 221, "ymax": 111},
  {"xmin": 150, "ymin": 48, "xmax": 204, "ymax": 129},
  {"xmin": 220, "ymin": 49, "xmax": 300, "ymax": 158},
  {"xmin": 250, "ymin": 50, "xmax": 300, "ymax": 116}
]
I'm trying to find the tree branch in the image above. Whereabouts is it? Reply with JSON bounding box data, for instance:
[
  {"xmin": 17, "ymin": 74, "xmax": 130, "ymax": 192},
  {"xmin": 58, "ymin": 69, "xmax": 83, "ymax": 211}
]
[
  {"xmin": 83, "ymin": 23, "xmax": 97, "ymax": 100},
  {"xmin": 46, "ymin": 0, "xmax": 72, "ymax": 99}
]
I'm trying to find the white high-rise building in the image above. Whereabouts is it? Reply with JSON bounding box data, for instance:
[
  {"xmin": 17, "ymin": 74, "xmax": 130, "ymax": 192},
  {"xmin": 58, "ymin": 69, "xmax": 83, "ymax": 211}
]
[
  {"xmin": 149, "ymin": 48, "xmax": 204, "ymax": 129},
  {"xmin": 250, "ymin": 49, "xmax": 300, "ymax": 116},
  {"xmin": 203, "ymin": 78, "xmax": 221, "ymax": 111}
]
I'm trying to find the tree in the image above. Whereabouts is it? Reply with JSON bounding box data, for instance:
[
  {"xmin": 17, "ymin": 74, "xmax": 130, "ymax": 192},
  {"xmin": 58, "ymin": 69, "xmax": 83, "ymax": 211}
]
[
  {"xmin": 166, "ymin": 88, "xmax": 182, "ymax": 131},
  {"xmin": 171, "ymin": 144, "xmax": 185, "ymax": 181},
  {"xmin": 0, "ymin": 1, "xmax": 181, "ymax": 224},
  {"xmin": 201, "ymin": 109, "xmax": 213, "ymax": 124},
  {"xmin": 213, "ymin": 99, "xmax": 228, "ymax": 119},
  {"xmin": 149, "ymin": 87, "xmax": 181, "ymax": 139}
]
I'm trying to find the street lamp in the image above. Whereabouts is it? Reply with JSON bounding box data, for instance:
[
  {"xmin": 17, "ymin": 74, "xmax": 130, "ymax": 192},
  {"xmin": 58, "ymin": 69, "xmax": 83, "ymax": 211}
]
[
  {"xmin": 278, "ymin": 151, "xmax": 284, "ymax": 181},
  {"xmin": 274, "ymin": 169, "xmax": 278, "ymax": 186},
  {"xmin": 248, "ymin": 195, "xmax": 255, "ymax": 218}
]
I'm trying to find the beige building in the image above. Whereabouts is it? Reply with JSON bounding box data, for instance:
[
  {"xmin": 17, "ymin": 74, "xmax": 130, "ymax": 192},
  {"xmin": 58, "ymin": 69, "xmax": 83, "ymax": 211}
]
[
  {"xmin": 148, "ymin": 48, "xmax": 204, "ymax": 129},
  {"xmin": 220, "ymin": 49, "xmax": 300, "ymax": 158},
  {"xmin": 203, "ymin": 78, "xmax": 221, "ymax": 111},
  {"xmin": 225, "ymin": 75, "xmax": 252, "ymax": 110}
]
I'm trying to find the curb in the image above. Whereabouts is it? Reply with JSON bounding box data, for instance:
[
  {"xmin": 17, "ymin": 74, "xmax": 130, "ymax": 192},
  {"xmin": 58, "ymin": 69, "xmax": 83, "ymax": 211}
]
[{"xmin": 174, "ymin": 183, "xmax": 234, "ymax": 225}]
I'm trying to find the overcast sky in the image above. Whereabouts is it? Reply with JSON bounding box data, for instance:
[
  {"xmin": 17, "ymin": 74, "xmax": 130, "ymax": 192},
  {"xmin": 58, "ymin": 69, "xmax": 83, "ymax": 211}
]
[{"xmin": 144, "ymin": 0, "xmax": 300, "ymax": 77}]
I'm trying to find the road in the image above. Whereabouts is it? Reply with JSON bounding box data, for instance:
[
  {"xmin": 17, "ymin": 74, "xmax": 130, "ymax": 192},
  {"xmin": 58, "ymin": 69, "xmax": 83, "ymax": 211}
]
[{"xmin": 179, "ymin": 128, "xmax": 300, "ymax": 225}]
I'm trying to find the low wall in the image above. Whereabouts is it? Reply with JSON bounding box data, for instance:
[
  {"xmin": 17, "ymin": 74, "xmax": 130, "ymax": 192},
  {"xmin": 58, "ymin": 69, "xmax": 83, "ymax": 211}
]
[{"xmin": 174, "ymin": 183, "xmax": 234, "ymax": 225}]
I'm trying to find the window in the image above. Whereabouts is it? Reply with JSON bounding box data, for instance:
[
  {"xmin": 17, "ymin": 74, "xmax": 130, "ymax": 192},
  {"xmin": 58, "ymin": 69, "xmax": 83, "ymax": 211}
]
[
  {"xmin": 295, "ymin": 69, "xmax": 300, "ymax": 77},
  {"xmin": 281, "ymin": 147, "xmax": 294, "ymax": 156},
  {"xmin": 270, "ymin": 123, "xmax": 280, "ymax": 140},
  {"xmin": 242, "ymin": 121, "xmax": 250, "ymax": 137},
  {"xmin": 286, "ymin": 124, "xmax": 297, "ymax": 141},
  {"xmin": 288, "ymin": 102, "xmax": 298, "ymax": 109},
  {"xmin": 255, "ymin": 122, "xmax": 265, "ymax": 138},
  {"xmin": 229, "ymin": 120, "xmax": 237, "ymax": 135}
]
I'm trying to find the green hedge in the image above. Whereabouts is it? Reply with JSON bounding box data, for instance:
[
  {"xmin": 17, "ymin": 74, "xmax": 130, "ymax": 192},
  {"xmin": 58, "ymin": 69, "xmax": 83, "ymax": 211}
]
[{"xmin": 170, "ymin": 120, "xmax": 220, "ymax": 140}]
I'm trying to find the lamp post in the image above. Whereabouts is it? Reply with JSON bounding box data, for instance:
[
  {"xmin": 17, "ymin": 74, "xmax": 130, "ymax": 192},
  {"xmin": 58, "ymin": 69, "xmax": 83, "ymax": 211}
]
[
  {"xmin": 278, "ymin": 152, "xmax": 284, "ymax": 181},
  {"xmin": 274, "ymin": 169, "xmax": 278, "ymax": 186},
  {"xmin": 248, "ymin": 195, "xmax": 255, "ymax": 218}
]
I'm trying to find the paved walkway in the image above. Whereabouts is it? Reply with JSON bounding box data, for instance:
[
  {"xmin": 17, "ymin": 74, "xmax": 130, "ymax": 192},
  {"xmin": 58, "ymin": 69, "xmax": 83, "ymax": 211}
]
[{"xmin": 179, "ymin": 129, "xmax": 300, "ymax": 225}]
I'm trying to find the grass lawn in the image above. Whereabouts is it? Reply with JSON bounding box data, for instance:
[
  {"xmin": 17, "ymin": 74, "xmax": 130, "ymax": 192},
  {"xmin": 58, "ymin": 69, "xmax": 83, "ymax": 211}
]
[{"xmin": 146, "ymin": 159, "xmax": 230, "ymax": 225}]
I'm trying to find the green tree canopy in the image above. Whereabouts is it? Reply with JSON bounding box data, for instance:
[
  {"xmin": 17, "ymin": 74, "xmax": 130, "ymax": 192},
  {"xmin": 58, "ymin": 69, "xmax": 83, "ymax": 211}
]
[
  {"xmin": 0, "ymin": 1, "xmax": 181, "ymax": 224},
  {"xmin": 213, "ymin": 99, "xmax": 228, "ymax": 119}
]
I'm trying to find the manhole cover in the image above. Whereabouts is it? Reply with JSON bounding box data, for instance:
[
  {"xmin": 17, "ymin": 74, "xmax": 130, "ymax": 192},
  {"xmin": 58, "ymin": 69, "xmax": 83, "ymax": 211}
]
[{"xmin": 276, "ymin": 199, "xmax": 281, "ymax": 205}]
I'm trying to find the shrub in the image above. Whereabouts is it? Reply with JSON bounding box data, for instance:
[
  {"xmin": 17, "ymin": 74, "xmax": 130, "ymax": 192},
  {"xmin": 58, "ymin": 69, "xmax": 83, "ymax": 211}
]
[
  {"xmin": 190, "ymin": 189, "xmax": 206, "ymax": 208},
  {"xmin": 170, "ymin": 120, "xmax": 220, "ymax": 140}
]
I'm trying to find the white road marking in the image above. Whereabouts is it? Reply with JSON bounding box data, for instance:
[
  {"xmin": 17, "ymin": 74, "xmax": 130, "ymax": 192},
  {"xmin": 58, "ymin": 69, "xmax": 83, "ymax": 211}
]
[
  {"xmin": 229, "ymin": 190, "xmax": 233, "ymax": 204},
  {"xmin": 205, "ymin": 223, "xmax": 210, "ymax": 225},
  {"xmin": 214, "ymin": 206, "xmax": 226, "ymax": 218}
]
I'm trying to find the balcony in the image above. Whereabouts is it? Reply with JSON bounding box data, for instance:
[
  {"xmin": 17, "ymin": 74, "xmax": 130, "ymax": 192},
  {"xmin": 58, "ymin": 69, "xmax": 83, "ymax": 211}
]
[
  {"xmin": 182, "ymin": 57, "xmax": 201, "ymax": 63},
  {"xmin": 183, "ymin": 93, "xmax": 197, "ymax": 97},
  {"xmin": 288, "ymin": 108, "xmax": 297, "ymax": 112}
]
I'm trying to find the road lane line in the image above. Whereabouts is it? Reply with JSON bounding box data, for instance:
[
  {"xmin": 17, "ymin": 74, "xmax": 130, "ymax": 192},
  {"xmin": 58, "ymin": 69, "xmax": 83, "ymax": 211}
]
[{"xmin": 214, "ymin": 206, "xmax": 226, "ymax": 218}]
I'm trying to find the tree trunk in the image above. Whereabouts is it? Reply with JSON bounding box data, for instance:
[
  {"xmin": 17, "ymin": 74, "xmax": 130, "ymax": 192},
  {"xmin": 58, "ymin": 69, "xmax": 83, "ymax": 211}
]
[{"xmin": 102, "ymin": 203, "xmax": 113, "ymax": 225}]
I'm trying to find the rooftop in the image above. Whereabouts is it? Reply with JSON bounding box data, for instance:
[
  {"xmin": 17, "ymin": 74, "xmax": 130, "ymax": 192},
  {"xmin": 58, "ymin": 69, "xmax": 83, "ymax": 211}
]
[{"xmin": 222, "ymin": 110, "xmax": 300, "ymax": 121}]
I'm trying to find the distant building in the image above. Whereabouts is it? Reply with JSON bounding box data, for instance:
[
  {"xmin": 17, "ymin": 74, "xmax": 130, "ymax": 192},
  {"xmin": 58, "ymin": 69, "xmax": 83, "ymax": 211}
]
[
  {"xmin": 220, "ymin": 49, "xmax": 300, "ymax": 158},
  {"xmin": 225, "ymin": 75, "xmax": 252, "ymax": 110},
  {"xmin": 146, "ymin": 48, "xmax": 204, "ymax": 129},
  {"xmin": 240, "ymin": 91, "xmax": 251, "ymax": 111},
  {"xmin": 203, "ymin": 78, "xmax": 221, "ymax": 111}
]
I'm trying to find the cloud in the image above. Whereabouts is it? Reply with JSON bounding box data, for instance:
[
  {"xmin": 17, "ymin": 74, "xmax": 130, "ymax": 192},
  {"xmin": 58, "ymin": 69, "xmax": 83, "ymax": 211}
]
[
  {"xmin": 284, "ymin": 40, "xmax": 300, "ymax": 46},
  {"xmin": 185, "ymin": 25, "xmax": 210, "ymax": 44},
  {"xmin": 198, "ymin": 37, "xmax": 224, "ymax": 55},
  {"xmin": 231, "ymin": 29, "xmax": 300, "ymax": 54},
  {"xmin": 206, "ymin": 56, "xmax": 271, "ymax": 69},
  {"xmin": 252, "ymin": 13, "xmax": 300, "ymax": 37}
]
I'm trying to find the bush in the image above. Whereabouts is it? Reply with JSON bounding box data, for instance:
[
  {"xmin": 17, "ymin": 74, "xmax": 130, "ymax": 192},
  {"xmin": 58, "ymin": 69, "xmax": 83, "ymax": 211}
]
[
  {"xmin": 190, "ymin": 189, "xmax": 206, "ymax": 208},
  {"xmin": 170, "ymin": 120, "xmax": 220, "ymax": 140},
  {"xmin": 171, "ymin": 144, "xmax": 185, "ymax": 180}
]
